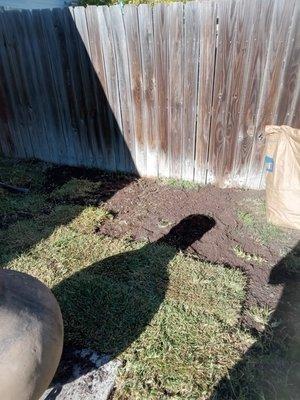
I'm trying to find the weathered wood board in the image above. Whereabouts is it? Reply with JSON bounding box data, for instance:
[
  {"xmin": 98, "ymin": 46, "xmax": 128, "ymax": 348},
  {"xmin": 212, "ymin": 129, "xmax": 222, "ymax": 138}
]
[{"xmin": 0, "ymin": 1, "xmax": 298, "ymax": 189}]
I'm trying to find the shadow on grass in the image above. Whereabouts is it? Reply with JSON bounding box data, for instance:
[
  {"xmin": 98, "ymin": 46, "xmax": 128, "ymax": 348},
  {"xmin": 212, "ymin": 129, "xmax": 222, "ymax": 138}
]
[
  {"xmin": 210, "ymin": 241, "xmax": 300, "ymax": 400},
  {"xmin": 0, "ymin": 163, "xmax": 136, "ymax": 268},
  {"xmin": 51, "ymin": 214, "xmax": 215, "ymax": 382}
]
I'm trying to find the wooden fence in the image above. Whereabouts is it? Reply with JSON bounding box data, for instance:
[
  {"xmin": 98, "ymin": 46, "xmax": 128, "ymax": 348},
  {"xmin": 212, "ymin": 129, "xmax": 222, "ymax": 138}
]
[{"xmin": 0, "ymin": 0, "xmax": 299, "ymax": 188}]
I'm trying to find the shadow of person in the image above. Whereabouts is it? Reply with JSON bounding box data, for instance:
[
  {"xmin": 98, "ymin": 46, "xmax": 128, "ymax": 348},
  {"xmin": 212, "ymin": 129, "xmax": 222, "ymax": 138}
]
[
  {"xmin": 52, "ymin": 214, "xmax": 215, "ymax": 382},
  {"xmin": 210, "ymin": 241, "xmax": 300, "ymax": 400}
]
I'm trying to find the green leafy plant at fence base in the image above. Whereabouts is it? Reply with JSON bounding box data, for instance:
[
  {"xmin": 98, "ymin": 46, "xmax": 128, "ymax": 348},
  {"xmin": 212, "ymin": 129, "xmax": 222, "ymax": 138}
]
[{"xmin": 159, "ymin": 177, "xmax": 200, "ymax": 190}]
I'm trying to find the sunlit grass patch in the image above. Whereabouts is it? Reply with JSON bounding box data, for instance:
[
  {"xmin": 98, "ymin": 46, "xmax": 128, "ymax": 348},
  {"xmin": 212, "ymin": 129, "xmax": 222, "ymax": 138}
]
[
  {"xmin": 0, "ymin": 204, "xmax": 111, "ymax": 266},
  {"xmin": 0, "ymin": 157, "xmax": 251, "ymax": 399},
  {"xmin": 3, "ymin": 217, "xmax": 251, "ymax": 399},
  {"xmin": 69, "ymin": 206, "xmax": 113, "ymax": 234},
  {"xmin": 5, "ymin": 221, "xmax": 251, "ymax": 400}
]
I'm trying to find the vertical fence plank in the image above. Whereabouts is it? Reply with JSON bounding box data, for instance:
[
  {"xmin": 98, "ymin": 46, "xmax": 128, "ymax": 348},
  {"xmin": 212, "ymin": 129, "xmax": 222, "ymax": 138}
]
[
  {"xmin": 123, "ymin": 5, "xmax": 145, "ymax": 175},
  {"xmin": 220, "ymin": 0, "xmax": 259, "ymax": 187},
  {"xmin": 0, "ymin": 74, "xmax": 13, "ymax": 156},
  {"xmin": 54, "ymin": 7, "xmax": 87, "ymax": 166},
  {"xmin": 32, "ymin": 9, "xmax": 68, "ymax": 163},
  {"xmin": 72, "ymin": 6, "xmax": 100, "ymax": 167},
  {"xmin": 0, "ymin": 10, "xmax": 35, "ymax": 159},
  {"xmin": 97, "ymin": 6, "xmax": 125, "ymax": 171},
  {"xmin": 12, "ymin": 10, "xmax": 47, "ymax": 161},
  {"xmin": 138, "ymin": 4, "xmax": 157, "ymax": 177},
  {"xmin": 75, "ymin": 5, "xmax": 116, "ymax": 170},
  {"xmin": 222, "ymin": 1, "xmax": 261, "ymax": 186},
  {"xmin": 0, "ymin": 11, "xmax": 25, "ymax": 157},
  {"xmin": 276, "ymin": 0, "xmax": 300, "ymax": 127},
  {"xmin": 39, "ymin": 9, "xmax": 75, "ymax": 164},
  {"xmin": 85, "ymin": 5, "xmax": 116, "ymax": 171},
  {"xmin": 30, "ymin": 9, "xmax": 61, "ymax": 162},
  {"xmin": 153, "ymin": 3, "xmax": 169, "ymax": 177},
  {"xmin": 10, "ymin": 10, "xmax": 41, "ymax": 159},
  {"xmin": 71, "ymin": 6, "xmax": 100, "ymax": 167},
  {"xmin": 49, "ymin": 8, "xmax": 81, "ymax": 166},
  {"xmin": 181, "ymin": 1, "xmax": 200, "ymax": 181},
  {"xmin": 110, "ymin": 4, "xmax": 136, "ymax": 173},
  {"xmin": 194, "ymin": 0, "xmax": 217, "ymax": 184},
  {"xmin": 51, "ymin": 7, "xmax": 82, "ymax": 166},
  {"xmin": 207, "ymin": 0, "xmax": 238, "ymax": 186},
  {"xmin": 168, "ymin": 2, "xmax": 184, "ymax": 179},
  {"xmin": 20, "ymin": 9, "xmax": 54, "ymax": 162}
]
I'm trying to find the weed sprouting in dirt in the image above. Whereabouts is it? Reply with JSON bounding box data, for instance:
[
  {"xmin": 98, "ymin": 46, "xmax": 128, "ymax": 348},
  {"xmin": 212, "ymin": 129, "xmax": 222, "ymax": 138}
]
[
  {"xmin": 247, "ymin": 305, "xmax": 275, "ymax": 329},
  {"xmin": 233, "ymin": 245, "xmax": 266, "ymax": 264},
  {"xmin": 238, "ymin": 210, "xmax": 282, "ymax": 245},
  {"xmin": 158, "ymin": 218, "xmax": 173, "ymax": 228}
]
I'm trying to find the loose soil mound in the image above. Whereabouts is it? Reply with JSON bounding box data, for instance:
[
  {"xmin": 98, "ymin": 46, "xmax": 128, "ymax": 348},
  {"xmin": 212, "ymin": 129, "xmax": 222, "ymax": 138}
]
[
  {"xmin": 95, "ymin": 179, "xmax": 299, "ymax": 329},
  {"xmin": 45, "ymin": 166, "xmax": 299, "ymax": 331}
]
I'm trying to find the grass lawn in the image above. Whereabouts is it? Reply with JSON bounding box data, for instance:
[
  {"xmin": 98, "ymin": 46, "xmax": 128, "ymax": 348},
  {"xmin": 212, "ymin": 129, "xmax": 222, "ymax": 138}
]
[{"xmin": 1, "ymin": 158, "xmax": 298, "ymax": 399}]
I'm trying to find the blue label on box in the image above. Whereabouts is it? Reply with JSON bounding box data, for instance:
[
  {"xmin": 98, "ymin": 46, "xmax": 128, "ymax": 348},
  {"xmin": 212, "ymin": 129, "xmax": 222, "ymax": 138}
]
[{"xmin": 265, "ymin": 156, "xmax": 274, "ymax": 173}]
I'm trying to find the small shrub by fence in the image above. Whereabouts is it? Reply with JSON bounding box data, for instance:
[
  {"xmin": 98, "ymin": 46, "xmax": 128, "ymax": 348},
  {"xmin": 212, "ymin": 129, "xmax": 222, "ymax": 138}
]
[{"xmin": 0, "ymin": 0, "xmax": 299, "ymax": 188}]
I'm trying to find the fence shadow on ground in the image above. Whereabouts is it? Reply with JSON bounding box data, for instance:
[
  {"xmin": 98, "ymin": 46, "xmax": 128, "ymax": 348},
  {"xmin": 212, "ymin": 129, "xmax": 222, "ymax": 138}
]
[{"xmin": 210, "ymin": 241, "xmax": 300, "ymax": 400}]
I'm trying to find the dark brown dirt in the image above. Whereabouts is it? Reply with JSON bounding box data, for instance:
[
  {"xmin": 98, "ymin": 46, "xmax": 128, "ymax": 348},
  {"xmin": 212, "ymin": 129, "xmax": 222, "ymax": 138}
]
[
  {"xmin": 92, "ymin": 178, "xmax": 299, "ymax": 329},
  {"xmin": 44, "ymin": 167, "xmax": 299, "ymax": 331}
]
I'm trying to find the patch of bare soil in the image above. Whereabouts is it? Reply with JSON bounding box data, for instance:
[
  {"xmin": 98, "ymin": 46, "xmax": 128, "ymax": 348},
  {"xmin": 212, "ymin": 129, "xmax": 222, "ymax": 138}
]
[
  {"xmin": 93, "ymin": 178, "xmax": 299, "ymax": 330},
  {"xmin": 44, "ymin": 167, "xmax": 299, "ymax": 331}
]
